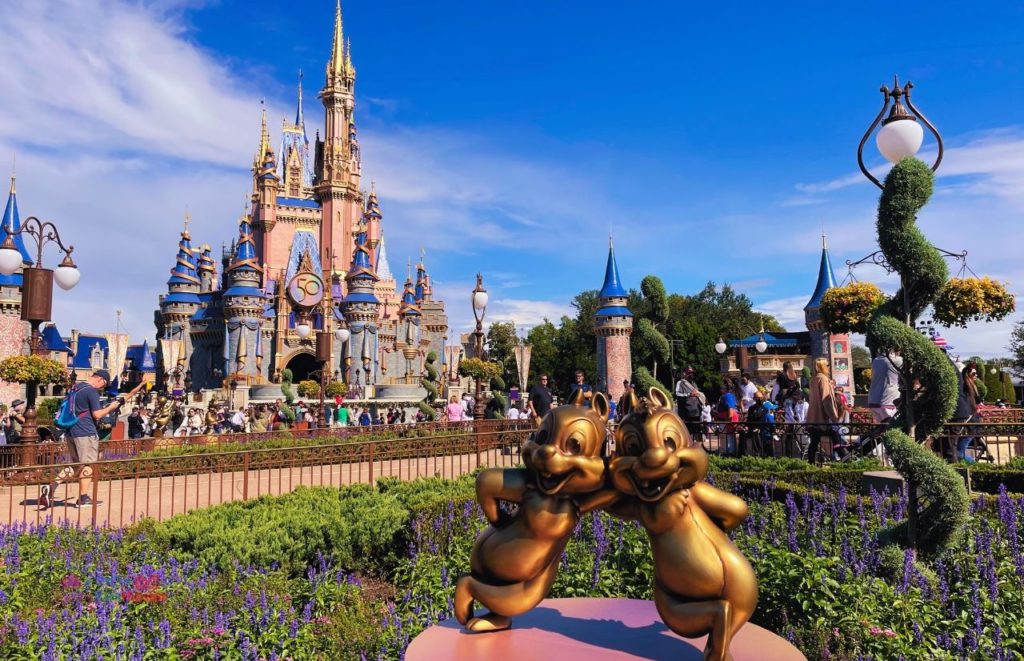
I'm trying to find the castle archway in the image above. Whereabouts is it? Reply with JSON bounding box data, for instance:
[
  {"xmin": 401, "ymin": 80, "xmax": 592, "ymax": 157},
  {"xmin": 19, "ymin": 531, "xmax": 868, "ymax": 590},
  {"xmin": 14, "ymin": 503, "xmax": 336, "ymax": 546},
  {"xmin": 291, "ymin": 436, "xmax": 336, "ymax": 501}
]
[{"xmin": 284, "ymin": 351, "xmax": 318, "ymax": 383}]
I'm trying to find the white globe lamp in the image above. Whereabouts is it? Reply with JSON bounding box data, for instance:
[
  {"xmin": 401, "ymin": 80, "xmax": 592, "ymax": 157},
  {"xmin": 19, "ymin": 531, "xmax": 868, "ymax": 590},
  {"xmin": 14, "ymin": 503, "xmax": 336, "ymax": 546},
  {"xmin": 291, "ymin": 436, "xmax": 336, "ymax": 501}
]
[
  {"xmin": 714, "ymin": 338, "xmax": 727, "ymax": 355},
  {"xmin": 335, "ymin": 327, "xmax": 350, "ymax": 344},
  {"xmin": 876, "ymin": 118, "xmax": 923, "ymax": 163},
  {"xmin": 0, "ymin": 238, "xmax": 22, "ymax": 276},
  {"xmin": 295, "ymin": 322, "xmax": 312, "ymax": 339},
  {"xmin": 472, "ymin": 289, "xmax": 488, "ymax": 312},
  {"xmin": 54, "ymin": 256, "xmax": 80, "ymax": 291}
]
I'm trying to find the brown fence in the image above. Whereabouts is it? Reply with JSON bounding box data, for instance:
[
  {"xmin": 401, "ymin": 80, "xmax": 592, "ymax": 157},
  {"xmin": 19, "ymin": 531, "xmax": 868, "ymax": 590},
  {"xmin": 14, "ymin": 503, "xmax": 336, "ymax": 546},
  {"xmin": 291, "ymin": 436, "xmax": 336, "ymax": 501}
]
[
  {"xmin": 3, "ymin": 418, "xmax": 1022, "ymax": 529},
  {"xmin": 0, "ymin": 419, "xmax": 535, "ymax": 468},
  {"xmin": 695, "ymin": 420, "xmax": 1024, "ymax": 465},
  {"xmin": 0, "ymin": 422, "xmax": 532, "ymax": 528}
]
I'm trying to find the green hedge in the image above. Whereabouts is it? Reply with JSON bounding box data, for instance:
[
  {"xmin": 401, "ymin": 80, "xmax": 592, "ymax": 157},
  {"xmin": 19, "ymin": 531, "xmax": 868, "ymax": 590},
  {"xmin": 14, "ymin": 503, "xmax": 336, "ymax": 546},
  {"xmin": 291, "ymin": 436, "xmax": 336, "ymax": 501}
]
[{"xmin": 142, "ymin": 476, "xmax": 476, "ymax": 578}]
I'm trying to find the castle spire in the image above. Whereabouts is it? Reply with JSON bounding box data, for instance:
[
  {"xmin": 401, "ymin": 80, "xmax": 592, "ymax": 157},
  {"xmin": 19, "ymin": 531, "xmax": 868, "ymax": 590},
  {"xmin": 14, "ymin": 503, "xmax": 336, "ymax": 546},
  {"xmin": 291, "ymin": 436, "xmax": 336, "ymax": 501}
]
[
  {"xmin": 258, "ymin": 104, "xmax": 270, "ymax": 160},
  {"xmin": 805, "ymin": 234, "xmax": 838, "ymax": 310},
  {"xmin": 295, "ymin": 70, "xmax": 305, "ymax": 127},
  {"xmin": 1, "ymin": 168, "xmax": 32, "ymax": 269},
  {"xmin": 327, "ymin": 0, "xmax": 345, "ymax": 79},
  {"xmin": 376, "ymin": 232, "xmax": 393, "ymax": 281},
  {"xmin": 598, "ymin": 236, "xmax": 627, "ymax": 300}
]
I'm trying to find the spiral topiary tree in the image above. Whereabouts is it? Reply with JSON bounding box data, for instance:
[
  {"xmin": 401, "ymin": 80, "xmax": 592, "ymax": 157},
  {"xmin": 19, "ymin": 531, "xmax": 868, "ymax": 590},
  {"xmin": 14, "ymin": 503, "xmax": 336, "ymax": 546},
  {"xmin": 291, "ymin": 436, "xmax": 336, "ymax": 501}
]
[{"xmin": 418, "ymin": 351, "xmax": 440, "ymax": 421}]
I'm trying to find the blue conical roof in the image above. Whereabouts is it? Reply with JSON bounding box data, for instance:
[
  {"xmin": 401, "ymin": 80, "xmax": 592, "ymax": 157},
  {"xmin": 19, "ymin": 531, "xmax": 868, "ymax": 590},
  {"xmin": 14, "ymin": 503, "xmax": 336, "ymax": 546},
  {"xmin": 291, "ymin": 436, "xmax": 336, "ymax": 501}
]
[
  {"xmin": 598, "ymin": 239, "xmax": 626, "ymax": 299},
  {"xmin": 167, "ymin": 231, "xmax": 200, "ymax": 287},
  {"xmin": 229, "ymin": 215, "xmax": 259, "ymax": 272},
  {"xmin": 2, "ymin": 177, "xmax": 33, "ymax": 263},
  {"xmin": 805, "ymin": 237, "xmax": 838, "ymax": 310}
]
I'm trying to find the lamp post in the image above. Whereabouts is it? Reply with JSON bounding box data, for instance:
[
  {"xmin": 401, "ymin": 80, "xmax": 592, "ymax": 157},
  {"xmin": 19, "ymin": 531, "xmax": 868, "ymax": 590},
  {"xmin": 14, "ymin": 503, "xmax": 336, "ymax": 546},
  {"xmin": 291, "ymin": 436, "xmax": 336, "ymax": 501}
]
[
  {"xmin": 0, "ymin": 215, "xmax": 80, "ymax": 442},
  {"xmin": 471, "ymin": 273, "xmax": 488, "ymax": 419},
  {"xmin": 714, "ymin": 324, "xmax": 768, "ymax": 355},
  {"xmin": 856, "ymin": 76, "xmax": 943, "ymax": 437}
]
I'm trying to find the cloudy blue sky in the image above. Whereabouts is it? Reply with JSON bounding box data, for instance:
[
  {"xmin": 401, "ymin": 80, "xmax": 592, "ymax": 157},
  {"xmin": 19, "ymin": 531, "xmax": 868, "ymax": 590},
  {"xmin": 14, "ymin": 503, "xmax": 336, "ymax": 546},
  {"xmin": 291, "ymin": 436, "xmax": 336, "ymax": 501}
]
[{"xmin": 2, "ymin": 0, "xmax": 1022, "ymax": 357}]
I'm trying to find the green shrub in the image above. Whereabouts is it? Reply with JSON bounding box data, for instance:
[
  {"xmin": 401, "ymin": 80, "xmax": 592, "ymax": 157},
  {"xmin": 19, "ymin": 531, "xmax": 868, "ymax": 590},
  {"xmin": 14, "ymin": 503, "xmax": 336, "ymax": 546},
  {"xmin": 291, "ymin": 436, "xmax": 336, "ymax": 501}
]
[
  {"xmin": 882, "ymin": 430, "xmax": 968, "ymax": 553},
  {"xmin": 148, "ymin": 485, "xmax": 409, "ymax": 577},
  {"xmin": 35, "ymin": 397, "xmax": 62, "ymax": 425}
]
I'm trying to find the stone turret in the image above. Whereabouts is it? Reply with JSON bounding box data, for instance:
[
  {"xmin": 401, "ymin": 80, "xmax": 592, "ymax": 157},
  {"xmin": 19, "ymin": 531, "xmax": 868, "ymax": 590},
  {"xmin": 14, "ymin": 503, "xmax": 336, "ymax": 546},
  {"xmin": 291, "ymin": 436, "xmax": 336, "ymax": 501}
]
[
  {"xmin": 804, "ymin": 235, "xmax": 853, "ymax": 390},
  {"xmin": 343, "ymin": 215, "xmax": 380, "ymax": 385},
  {"xmin": 594, "ymin": 238, "xmax": 633, "ymax": 400},
  {"xmin": 224, "ymin": 212, "xmax": 266, "ymax": 381}
]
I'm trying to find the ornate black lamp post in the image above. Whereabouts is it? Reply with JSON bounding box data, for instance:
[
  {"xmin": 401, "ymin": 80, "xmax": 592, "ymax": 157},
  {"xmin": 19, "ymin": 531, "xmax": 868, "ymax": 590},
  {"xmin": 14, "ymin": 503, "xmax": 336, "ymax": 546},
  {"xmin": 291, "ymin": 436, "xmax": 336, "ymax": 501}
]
[
  {"xmin": 471, "ymin": 273, "xmax": 488, "ymax": 420},
  {"xmin": 855, "ymin": 76, "xmax": 943, "ymax": 436},
  {"xmin": 0, "ymin": 216, "xmax": 80, "ymax": 442}
]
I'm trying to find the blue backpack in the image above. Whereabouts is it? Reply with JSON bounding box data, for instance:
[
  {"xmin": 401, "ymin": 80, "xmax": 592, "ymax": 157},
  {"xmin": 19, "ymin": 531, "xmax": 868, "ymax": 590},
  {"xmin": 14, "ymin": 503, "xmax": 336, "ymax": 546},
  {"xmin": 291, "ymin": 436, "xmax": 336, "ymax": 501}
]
[{"xmin": 54, "ymin": 385, "xmax": 89, "ymax": 431}]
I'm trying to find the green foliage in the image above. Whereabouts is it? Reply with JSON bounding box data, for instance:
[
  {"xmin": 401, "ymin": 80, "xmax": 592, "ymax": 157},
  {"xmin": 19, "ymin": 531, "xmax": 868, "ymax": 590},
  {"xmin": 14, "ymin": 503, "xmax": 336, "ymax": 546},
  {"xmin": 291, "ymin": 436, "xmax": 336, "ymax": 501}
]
[
  {"xmin": 419, "ymin": 351, "xmax": 440, "ymax": 416},
  {"xmin": 632, "ymin": 366, "xmax": 671, "ymax": 403},
  {"xmin": 324, "ymin": 380, "xmax": 347, "ymax": 398},
  {"xmin": 882, "ymin": 430, "xmax": 968, "ymax": 554},
  {"xmin": 148, "ymin": 485, "xmax": 410, "ymax": 576},
  {"xmin": 1011, "ymin": 321, "xmax": 1024, "ymax": 384},
  {"xmin": 457, "ymin": 357, "xmax": 500, "ymax": 381},
  {"xmin": 35, "ymin": 397, "xmax": 62, "ymax": 425},
  {"xmin": 416, "ymin": 400, "xmax": 437, "ymax": 420},
  {"xmin": 485, "ymin": 321, "xmax": 519, "ymax": 388},
  {"xmin": 638, "ymin": 275, "xmax": 669, "ymax": 324},
  {"xmin": 982, "ymin": 367, "xmax": 1002, "ymax": 403},
  {"xmin": 633, "ymin": 317, "xmax": 670, "ymax": 367},
  {"xmin": 1000, "ymin": 370, "xmax": 1016, "ymax": 403},
  {"xmin": 851, "ymin": 344, "xmax": 872, "ymax": 370},
  {"xmin": 525, "ymin": 321, "xmax": 559, "ymax": 387},
  {"xmin": 296, "ymin": 379, "xmax": 320, "ymax": 399},
  {"xmin": 280, "ymin": 368, "xmax": 295, "ymax": 405},
  {"xmin": 0, "ymin": 355, "xmax": 66, "ymax": 385}
]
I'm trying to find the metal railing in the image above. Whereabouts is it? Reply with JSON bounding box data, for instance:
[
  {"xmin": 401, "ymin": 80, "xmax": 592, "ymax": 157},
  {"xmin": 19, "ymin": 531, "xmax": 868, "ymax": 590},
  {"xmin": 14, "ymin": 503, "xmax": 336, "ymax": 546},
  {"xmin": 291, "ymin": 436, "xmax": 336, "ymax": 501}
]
[
  {"xmin": 0, "ymin": 419, "xmax": 535, "ymax": 468},
  {"xmin": 0, "ymin": 422, "xmax": 532, "ymax": 528},
  {"xmin": 1, "ymin": 417, "xmax": 1020, "ymax": 529}
]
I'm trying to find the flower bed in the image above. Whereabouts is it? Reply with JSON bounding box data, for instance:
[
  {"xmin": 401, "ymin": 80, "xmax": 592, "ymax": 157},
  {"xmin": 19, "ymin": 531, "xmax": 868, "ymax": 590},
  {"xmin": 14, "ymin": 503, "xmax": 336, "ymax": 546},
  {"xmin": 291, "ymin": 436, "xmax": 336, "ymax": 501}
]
[{"xmin": 0, "ymin": 462, "xmax": 1019, "ymax": 658}]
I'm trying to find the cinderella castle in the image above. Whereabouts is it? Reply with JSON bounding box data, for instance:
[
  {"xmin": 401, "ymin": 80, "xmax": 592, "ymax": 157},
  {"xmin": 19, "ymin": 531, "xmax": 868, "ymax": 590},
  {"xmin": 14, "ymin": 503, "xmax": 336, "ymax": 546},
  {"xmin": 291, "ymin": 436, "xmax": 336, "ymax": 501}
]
[{"xmin": 154, "ymin": 1, "xmax": 448, "ymax": 395}]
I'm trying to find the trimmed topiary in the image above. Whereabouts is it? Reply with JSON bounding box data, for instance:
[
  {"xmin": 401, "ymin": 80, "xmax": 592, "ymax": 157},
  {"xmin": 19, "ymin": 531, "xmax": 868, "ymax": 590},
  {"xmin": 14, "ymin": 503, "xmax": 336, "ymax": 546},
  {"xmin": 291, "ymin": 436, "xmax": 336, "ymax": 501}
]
[{"xmin": 879, "ymin": 431, "xmax": 968, "ymax": 554}]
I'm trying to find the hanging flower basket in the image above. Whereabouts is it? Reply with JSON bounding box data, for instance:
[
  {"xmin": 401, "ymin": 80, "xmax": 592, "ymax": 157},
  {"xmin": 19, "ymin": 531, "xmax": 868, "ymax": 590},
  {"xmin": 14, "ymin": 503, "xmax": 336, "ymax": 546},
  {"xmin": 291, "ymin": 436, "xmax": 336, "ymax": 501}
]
[
  {"xmin": 0, "ymin": 355, "xmax": 67, "ymax": 385},
  {"xmin": 458, "ymin": 357, "xmax": 501, "ymax": 382},
  {"xmin": 933, "ymin": 277, "xmax": 1016, "ymax": 328},
  {"xmin": 819, "ymin": 283, "xmax": 886, "ymax": 334}
]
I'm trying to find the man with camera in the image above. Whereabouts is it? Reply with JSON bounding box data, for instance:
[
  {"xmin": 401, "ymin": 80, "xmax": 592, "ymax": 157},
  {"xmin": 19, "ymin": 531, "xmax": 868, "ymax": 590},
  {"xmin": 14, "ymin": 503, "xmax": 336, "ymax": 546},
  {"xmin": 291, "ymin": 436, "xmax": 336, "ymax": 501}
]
[{"xmin": 40, "ymin": 369, "xmax": 144, "ymax": 509}]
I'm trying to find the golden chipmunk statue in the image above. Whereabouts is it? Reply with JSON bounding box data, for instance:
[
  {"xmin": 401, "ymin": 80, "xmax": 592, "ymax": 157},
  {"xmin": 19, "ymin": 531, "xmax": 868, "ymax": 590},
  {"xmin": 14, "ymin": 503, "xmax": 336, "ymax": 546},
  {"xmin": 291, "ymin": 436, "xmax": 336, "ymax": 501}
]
[
  {"xmin": 454, "ymin": 389, "xmax": 612, "ymax": 632},
  {"xmin": 606, "ymin": 387, "xmax": 758, "ymax": 661}
]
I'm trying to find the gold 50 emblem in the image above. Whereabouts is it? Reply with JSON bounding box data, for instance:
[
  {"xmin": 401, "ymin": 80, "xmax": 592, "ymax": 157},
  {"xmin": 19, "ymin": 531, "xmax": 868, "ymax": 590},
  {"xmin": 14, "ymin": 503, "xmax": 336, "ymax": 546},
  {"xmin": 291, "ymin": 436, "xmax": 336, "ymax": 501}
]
[{"xmin": 287, "ymin": 272, "xmax": 324, "ymax": 308}]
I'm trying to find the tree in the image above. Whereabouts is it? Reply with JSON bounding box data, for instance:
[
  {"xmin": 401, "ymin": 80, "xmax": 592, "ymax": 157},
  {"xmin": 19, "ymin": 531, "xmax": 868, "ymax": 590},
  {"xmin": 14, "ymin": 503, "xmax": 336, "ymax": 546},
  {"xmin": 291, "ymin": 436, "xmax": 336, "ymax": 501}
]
[
  {"xmin": 485, "ymin": 321, "xmax": 519, "ymax": 388},
  {"xmin": 1010, "ymin": 320, "xmax": 1024, "ymax": 378},
  {"xmin": 852, "ymin": 345, "xmax": 872, "ymax": 394},
  {"xmin": 983, "ymin": 366, "xmax": 1002, "ymax": 404},
  {"xmin": 526, "ymin": 321, "xmax": 559, "ymax": 388},
  {"xmin": 999, "ymin": 370, "xmax": 1017, "ymax": 404}
]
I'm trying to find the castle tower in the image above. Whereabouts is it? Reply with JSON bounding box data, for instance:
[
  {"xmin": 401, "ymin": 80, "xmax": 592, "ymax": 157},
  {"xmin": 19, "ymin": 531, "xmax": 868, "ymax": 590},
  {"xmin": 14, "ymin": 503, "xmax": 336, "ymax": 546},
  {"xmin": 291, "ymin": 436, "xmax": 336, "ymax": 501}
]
[
  {"xmin": 157, "ymin": 221, "xmax": 202, "ymax": 389},
  {"xmin": 373, "ymin": 230, "xmax": 400, "ymax": 321},
  {"xmin": 197, "ymin": 244, "xmax": 216, "ymax": 292},
  {"xmin": 253, "ymin": 111, "xmax": 281, "ymax": 267},
  {"xmin": 279, "ymin": 72, "xmax": 312, "ymax": 195},
  {"xmin": 0, "ymin": 173, "xmax": 31, "ymax": 402},
  {"xmin": 223, "ymin": 212, "xmax": 266, "ymax": 382},
  {"xmin": 343, "ymin": 215, "xmax": 380, "ymax": 386},
  {"xmin": 804, "ymin": 235, "xmax": 853, "ymax": 390},
  {"xmin": 315, "ymin": 0, "xmax": 364, "ymax": 272},
  {"xmin": 415, "ymin": 249, "xmax": 433, "ymax": 304},
  {"xmin": 593, "ymin": 238, "xmax": 633, "ymax": 401}
]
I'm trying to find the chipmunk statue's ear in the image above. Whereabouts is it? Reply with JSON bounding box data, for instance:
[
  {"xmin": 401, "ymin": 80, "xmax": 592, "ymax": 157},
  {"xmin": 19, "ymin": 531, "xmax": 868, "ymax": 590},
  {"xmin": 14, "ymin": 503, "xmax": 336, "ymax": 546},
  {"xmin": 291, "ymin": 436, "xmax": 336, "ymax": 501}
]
[
  {"xmin": 592, "ymin": 392, "xmax": 609, "ymax": 423},
  {"xmin": 649, "ymin": 387, "xmax": 672, "ymax": 411},
  {"xmin": 569, "ymin": 388, "xmax": 587, "ymax": 406},
  {"xmin": 618, "ymin": 390, "xmax": 640, "ymax": 417}
]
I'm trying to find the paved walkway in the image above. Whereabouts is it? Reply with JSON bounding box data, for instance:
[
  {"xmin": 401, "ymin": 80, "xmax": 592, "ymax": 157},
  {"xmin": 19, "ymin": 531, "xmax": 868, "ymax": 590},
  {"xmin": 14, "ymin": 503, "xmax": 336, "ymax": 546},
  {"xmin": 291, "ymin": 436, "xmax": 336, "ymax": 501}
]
[{"xmin": 0, "ymin": 448, "xmax": 518, "ymax": 528}]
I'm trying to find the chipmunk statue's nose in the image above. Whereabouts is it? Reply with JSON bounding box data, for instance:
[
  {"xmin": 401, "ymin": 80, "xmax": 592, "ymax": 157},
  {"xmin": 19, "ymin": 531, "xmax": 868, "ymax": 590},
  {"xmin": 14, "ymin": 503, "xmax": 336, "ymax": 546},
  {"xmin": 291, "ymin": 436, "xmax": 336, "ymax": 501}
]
[
  {"xmin": 641, "ymin": 446, "xmax": 669, "ymax": 468},
  {"xmin": 538, "ymin": 444, "xmax": 557, "ymax": 460}
]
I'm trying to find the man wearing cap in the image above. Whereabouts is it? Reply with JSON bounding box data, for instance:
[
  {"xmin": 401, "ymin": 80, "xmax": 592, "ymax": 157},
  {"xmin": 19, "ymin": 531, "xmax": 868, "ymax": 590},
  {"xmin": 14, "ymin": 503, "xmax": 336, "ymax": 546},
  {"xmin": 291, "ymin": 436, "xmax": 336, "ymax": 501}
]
[{"xmin": 40, "ymin": 369, "xmax": 143, "ymax": 509}]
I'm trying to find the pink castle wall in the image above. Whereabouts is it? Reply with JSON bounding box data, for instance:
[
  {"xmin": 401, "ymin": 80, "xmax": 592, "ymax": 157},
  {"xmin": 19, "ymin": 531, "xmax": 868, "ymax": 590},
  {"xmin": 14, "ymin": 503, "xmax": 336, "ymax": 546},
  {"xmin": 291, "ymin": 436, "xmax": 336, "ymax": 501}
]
[
  {"xmin": 603, "ymin": 334, "xmax": 632, "ymax": 402},
  {"xmin": 0, "ymin": 315, "xmax": 25, "ymax": 404}
]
